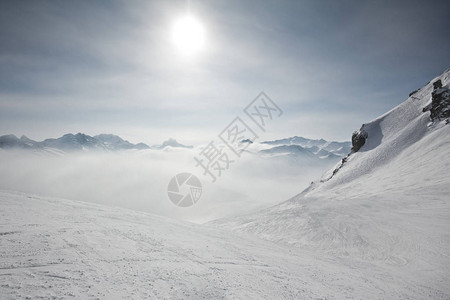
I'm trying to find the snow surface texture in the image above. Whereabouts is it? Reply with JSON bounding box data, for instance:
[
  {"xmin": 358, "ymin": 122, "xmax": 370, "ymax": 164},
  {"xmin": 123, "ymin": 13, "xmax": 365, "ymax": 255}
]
[
  {"xmin": 213, "ymin": 69, "xmax": 450, "ymax": 298},
  {"xmin": 0, "ymin": 190, "xmax": 417, "ymax": 299},
  {"xmin": 1, "ymin": 190, "xmax": 447, "ymax": 299},
  {"xmin": 1, "ymin": 69, "xmax": 449, "ymax": 299}
]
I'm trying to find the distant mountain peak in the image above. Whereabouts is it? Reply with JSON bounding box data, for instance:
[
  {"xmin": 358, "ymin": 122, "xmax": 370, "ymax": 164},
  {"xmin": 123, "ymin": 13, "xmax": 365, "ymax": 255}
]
[{"xmin": 153, "ymin": 138, "xmax": 193, "ymax": 150}]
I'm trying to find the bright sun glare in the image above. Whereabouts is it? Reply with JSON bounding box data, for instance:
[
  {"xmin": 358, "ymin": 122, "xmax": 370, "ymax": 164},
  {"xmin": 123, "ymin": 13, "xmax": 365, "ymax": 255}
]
[{"xmin": 172, "ymin": 15, "xmax": 205, "ymax": 56}]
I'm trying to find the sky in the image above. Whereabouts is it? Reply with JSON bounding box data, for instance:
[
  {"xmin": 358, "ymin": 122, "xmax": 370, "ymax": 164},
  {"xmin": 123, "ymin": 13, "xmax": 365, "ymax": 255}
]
[{"xmin": 1, "ymin": 0, "xmax": 450, "ymax": 145}]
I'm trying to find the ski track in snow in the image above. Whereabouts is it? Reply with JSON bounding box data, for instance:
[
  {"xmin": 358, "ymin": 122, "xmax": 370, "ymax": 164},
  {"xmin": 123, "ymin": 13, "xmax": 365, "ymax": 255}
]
[
  {"xmin": 1, "ymin": 189, "xmax": 448, "ymax": 299},
  {"xmin": 0, "ymin": 190, "xmax": 403, "ymax": 299}
]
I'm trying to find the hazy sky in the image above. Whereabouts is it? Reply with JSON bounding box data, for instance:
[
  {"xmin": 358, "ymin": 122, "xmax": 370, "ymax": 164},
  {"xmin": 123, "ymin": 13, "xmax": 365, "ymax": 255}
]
[{"xmin": 1, "ymin": 0, "xmax": 449, "ymax": 145}]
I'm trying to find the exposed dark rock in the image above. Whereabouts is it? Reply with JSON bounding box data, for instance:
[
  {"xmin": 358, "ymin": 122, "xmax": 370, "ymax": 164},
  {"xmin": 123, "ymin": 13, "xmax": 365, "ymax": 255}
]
[
  {"xmin": 320, "ymin": 152, "xmax": 350, "ymax": 183},
  {"xmin": 422, "ymin": 103, "xmax": 432, "ymax": 113},
  {"xmin": 429, "ymin": 80, "xmax": 450, "ymax": 122},
  {"xmin": 433, "ymin": 80, "xmax": 443, "ymax": 90},
  {"xmin": 409, "ymin": 89, "xmax": 419, "ymax": 97},
  {"xmin": 321, "ymin": 127, "xmax": 365, "ymax": 182},
  {"xmin": 351, "ymin": 128, "xmax": 368, "ymax": 152},
  {"xmin": 240, "ymin": 139, "xmax": 253, "ymax": 144}
]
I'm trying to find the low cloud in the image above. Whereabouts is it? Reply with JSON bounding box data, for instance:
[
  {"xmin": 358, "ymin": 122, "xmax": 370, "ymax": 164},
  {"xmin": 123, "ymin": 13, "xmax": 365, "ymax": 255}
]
[{"xmin": 0, "ymin": 148, "xmax": 334, "ymax": 223}]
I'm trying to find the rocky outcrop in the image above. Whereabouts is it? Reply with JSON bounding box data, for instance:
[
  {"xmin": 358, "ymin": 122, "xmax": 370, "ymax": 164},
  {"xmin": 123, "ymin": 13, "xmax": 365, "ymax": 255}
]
[
  {"xmin": 409, "ymin": 89, "xmax": 419, "ymax": 97},
  {"xmin": 429, "ymin": 80, "xmax": 450, "ymax": 122},
  {"xmin": 433, "ymin": 80, "xmax": 443, "ymax": 90},
  {"xmin": 423, "ymin": 80, "xmax": 449, "ymax": 122},
  {"xmin": 351, "ymin": 127, "xmax": 368, "ymax": 152},
  {"xmin": 320, "ymin": 125, "xmax": 368, "ymax": 182}
]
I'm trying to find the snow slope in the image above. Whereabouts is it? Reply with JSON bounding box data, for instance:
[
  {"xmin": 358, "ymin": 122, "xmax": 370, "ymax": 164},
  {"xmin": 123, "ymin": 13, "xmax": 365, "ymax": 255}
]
[
  {"xmin": 0, "ymin": 190, "xmax": 430, "ymax": 300},
  {"xmin": 213, "ymin": 69, "xmax": 450, "ymax": 298}
]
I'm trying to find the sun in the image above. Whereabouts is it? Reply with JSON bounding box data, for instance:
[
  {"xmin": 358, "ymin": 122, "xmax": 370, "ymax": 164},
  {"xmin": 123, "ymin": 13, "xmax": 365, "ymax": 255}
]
[{"xmin": 172, "ymin": 15, "xmax": 205, "ymax": 56}]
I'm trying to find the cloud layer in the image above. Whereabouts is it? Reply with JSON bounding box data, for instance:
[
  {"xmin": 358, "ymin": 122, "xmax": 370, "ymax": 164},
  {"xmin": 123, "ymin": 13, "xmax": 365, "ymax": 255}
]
[{"xmin": 0, "ymin": 147, "xmax": 336, "ymax": 223}]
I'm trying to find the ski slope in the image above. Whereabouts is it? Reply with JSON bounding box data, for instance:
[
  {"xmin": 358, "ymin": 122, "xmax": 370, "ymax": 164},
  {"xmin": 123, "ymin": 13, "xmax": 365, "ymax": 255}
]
[
  {"xmin": 213, "ymin": 69, "xmax": 450, "ymax": 298},
  {"xmin": 0, "ymin": 190, "xmax": 434, "ymax": 299}
]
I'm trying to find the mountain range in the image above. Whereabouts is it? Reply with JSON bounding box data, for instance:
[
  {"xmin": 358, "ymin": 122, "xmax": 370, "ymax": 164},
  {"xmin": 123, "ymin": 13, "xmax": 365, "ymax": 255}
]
[
  {"xmin": 0, "ymin": 133, "xmax": 195, "ymax": 152},
  {"xmin": 0, "ymin": 133, "xmax": 349, "ymax": 162},
  {"xmin": 262, "ymin": 136, "xmax": 351, "ymax": 156},
  {"xmin": 258, "ymin": 137, "xmax": 350, "ymax": 160}
]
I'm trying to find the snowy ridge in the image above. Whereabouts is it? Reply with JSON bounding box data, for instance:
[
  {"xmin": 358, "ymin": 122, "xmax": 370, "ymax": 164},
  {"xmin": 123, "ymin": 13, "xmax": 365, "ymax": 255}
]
[
  {"xmin": 316, "ymin": 69, "xmax": 449, "ymax": 188},
  {"xmin": 212, "ymin": 69, "xmax": 450, "ymax": 298}
]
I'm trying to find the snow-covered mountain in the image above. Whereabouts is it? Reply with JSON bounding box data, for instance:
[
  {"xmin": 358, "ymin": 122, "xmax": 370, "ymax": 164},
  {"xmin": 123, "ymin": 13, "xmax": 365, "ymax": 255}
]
[
  {"xmin": 259, "ymin": 144, "xmax": 341, "ymax": 161},
  {"xmin": 0, "ymin": 132, "xmax": 345, "ymax": 166},
  {"xmin": 236, "ymin": 137, "xmax": 350, "ymax": 168},
  {"xmin": 0, "ymin": 134, "xmax": 31, "ymax": 149},
  {"xmin": 262, "ymin": 136, "xmax": 351, "ymax": 157},
  {"xmin": 151, "ymin": 138, "xmax": 193, "ymax": 150},
  {"xmin": 213, "ymin": 68, "xmax": 450, "ymax": 298},
  {"xmin": 0, "ymin": 133, "xmax": 150, "ymax": 152},
  {"xmin": 94, "ymin": 134, "xmax": 149, "ymax": 150},
  {"xmin": 0, "ymin": 134, "xmax": 200, "ymax": 152},
  {"xmin": 252, "ymin": 136, "xmax": 350, "ymax": 166}
]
